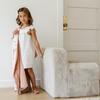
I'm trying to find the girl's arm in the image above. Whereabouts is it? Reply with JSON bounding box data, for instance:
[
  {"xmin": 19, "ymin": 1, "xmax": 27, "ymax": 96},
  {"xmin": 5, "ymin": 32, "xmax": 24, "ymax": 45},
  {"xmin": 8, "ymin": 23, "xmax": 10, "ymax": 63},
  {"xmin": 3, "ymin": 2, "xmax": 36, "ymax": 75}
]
[
  {"xmin": 35, "ymin": 50, "xmax": 37, "ymax": 58},
  {"xmin": 11, "ymin": 33, "xmax": 14, "ymax": 40},
  {"xmin": 11, "ymin": 28, "xmax": 19, "ymax": 40},
  {"xmin": 30, "ymin": 29, "xmax": 43, "ymax": 55}
]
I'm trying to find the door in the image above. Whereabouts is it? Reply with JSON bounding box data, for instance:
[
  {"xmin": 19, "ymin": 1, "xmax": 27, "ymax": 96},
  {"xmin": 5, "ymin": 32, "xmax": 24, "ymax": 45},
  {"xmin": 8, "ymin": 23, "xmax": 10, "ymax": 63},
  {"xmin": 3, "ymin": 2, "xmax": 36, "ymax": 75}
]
[{"xmin": 63, "ymin": 0, "xmax": 100, "ymax": 78}]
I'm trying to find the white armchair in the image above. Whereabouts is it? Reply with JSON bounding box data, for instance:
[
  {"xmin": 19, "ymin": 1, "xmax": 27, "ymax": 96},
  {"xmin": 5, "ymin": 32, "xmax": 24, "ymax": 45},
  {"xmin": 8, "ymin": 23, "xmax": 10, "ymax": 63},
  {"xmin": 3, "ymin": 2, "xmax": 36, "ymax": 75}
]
[{"xmin": 40, "ymin": 47, "xmax": 99, "ymax": 98}]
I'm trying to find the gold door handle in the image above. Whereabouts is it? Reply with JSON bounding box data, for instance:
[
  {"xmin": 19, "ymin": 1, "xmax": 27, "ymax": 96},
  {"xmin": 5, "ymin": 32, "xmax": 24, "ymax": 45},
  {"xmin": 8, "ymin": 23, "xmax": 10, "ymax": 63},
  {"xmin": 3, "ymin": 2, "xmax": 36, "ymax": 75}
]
[
  {"xmin": 63, "ymin": 23, "xmax": 68, "ymax": 27},
  {"xmin": 63, "ymin": 16, "xmax": 68, "ymax": 30}
]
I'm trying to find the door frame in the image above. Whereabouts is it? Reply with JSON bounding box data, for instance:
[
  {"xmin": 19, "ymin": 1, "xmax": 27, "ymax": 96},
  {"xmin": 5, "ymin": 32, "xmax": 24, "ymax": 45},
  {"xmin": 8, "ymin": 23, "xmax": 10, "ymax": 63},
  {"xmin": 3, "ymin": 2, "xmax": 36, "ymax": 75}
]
[{"xmin": 57, "ymin": 0, "xmax": 63, "ymax": 48}]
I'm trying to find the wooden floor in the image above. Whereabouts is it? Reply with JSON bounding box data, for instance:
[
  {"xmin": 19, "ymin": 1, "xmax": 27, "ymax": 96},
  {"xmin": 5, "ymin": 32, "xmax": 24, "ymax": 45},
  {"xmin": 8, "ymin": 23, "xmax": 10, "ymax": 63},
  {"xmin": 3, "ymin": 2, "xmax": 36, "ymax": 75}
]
[{"xmin": 0, "ymin": 82, "xmax": 100, "ymax": 100}]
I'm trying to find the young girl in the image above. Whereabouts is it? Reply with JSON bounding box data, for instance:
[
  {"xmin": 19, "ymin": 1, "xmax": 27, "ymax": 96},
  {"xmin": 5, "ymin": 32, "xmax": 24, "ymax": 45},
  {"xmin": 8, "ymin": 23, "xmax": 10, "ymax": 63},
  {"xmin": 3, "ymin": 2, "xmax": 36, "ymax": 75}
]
[{"xmin": 12, "ymin": 7, "xmax": 43, "ymax": 94}]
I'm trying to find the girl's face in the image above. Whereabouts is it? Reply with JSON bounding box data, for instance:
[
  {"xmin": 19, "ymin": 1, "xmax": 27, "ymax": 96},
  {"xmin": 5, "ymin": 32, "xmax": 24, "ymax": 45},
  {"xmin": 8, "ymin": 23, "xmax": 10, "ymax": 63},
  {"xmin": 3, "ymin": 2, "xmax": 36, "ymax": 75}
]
[{"xmin": 18, "ymin": 11, "xmax": 29, "ymax": 25}]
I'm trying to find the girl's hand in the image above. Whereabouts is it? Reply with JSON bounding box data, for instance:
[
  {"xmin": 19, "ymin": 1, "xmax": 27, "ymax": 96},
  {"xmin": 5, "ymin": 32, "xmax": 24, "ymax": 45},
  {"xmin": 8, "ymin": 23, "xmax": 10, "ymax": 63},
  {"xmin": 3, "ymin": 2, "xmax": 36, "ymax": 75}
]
[
  {"xmin": 13, "ymin": 28, "xmax": 19, "ymax": 36},
  {"xmin": 40, "ymin": 53, "xmax": 44, "ymax": 58}
]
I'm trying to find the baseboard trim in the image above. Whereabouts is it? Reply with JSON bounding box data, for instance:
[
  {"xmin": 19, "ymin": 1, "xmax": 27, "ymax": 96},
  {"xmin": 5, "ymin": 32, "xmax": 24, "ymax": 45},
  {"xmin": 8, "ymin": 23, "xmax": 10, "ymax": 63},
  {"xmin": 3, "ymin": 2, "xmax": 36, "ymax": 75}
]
[
  {"xmin": 0, "ymin": 79, "xmax": 99, "ymax": 88},
  {"xmin": 0, "ymin": 79, "xmax": 40, "ymax": 88}
]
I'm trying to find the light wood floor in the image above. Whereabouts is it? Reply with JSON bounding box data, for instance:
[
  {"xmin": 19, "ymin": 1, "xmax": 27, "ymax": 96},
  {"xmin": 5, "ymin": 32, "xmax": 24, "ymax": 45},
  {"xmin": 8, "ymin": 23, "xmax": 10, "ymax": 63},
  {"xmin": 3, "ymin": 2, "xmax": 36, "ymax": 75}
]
[{"xmin": 0, "ymin": 82, "xmax": 100, "ymax": 100}]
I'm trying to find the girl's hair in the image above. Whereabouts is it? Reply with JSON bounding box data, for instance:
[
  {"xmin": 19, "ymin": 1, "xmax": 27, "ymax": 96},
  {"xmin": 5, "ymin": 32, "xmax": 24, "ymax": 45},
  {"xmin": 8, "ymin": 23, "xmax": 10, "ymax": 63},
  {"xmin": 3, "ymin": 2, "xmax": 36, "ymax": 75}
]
[{"xmin": 16, "ymin": 7, "xmax": 33, "ymax": 26}]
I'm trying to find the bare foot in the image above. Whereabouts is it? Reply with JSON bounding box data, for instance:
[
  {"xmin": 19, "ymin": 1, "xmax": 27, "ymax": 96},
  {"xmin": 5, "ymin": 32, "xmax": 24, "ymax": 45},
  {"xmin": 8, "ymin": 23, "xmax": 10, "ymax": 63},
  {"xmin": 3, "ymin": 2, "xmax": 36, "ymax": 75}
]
[
  {"xmin": 20, "ymin": 87, "xmax": 32, "ymax": 94},
  {"xmin": 33, "ymin": 87, "xmax": 39, "ymax": 94}
]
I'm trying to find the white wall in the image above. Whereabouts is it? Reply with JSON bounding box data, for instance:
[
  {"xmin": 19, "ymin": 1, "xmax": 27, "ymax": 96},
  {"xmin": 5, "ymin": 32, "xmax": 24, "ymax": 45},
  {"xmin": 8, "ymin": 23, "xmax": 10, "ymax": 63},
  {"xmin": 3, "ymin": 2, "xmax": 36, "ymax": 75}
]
[{"xmin": 0, "ymin": 0, "xmax": 58, "ymax": 87}]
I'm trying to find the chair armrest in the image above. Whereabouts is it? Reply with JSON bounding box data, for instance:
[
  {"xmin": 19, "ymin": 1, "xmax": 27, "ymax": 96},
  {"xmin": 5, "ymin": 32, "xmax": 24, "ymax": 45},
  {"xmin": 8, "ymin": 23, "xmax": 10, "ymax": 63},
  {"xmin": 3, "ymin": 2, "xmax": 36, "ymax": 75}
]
[{"xmin": 40, "ymin": 47, "xmax": 68, "ymax": 97}]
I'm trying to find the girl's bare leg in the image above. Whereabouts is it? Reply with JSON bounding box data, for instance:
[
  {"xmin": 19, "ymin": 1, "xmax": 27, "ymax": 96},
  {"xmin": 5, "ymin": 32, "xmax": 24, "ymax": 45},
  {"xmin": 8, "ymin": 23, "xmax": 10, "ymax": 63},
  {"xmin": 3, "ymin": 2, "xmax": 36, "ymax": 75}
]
[
  {"xmin": 27, "ymin": 68, "xmax": 39, "ymax": 94},
  {"xmin": 21, "ymin": 69, "xmax": 32, "ymax": 94}
]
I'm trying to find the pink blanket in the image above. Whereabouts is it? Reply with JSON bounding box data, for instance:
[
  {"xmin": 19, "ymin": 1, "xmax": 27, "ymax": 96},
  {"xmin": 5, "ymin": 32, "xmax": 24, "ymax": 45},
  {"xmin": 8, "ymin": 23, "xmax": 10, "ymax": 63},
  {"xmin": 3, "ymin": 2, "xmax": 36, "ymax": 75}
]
[{"xmin": 13, "ymin": 36, "xmax": 29, "ymax": 94}]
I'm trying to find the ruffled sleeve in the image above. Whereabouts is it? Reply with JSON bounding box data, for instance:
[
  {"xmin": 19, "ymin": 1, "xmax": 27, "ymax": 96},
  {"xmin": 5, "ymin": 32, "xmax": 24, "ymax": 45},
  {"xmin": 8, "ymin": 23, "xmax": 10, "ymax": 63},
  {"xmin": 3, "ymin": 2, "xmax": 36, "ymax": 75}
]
[
  {"xmin": 30, "ymin": 25, "xmax": 35, "ymax": 29},
  {"xmin": 27, "ymin": 25, "xmax": 37, "ymax": 32}
]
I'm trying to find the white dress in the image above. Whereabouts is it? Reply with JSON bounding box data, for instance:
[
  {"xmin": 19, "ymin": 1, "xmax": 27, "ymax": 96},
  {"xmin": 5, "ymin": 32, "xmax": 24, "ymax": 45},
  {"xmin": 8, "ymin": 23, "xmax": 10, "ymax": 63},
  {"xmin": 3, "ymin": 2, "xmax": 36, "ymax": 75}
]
[{"xmin": 18, "ymin": 25, "xmax": 36, "ymax": 69}]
